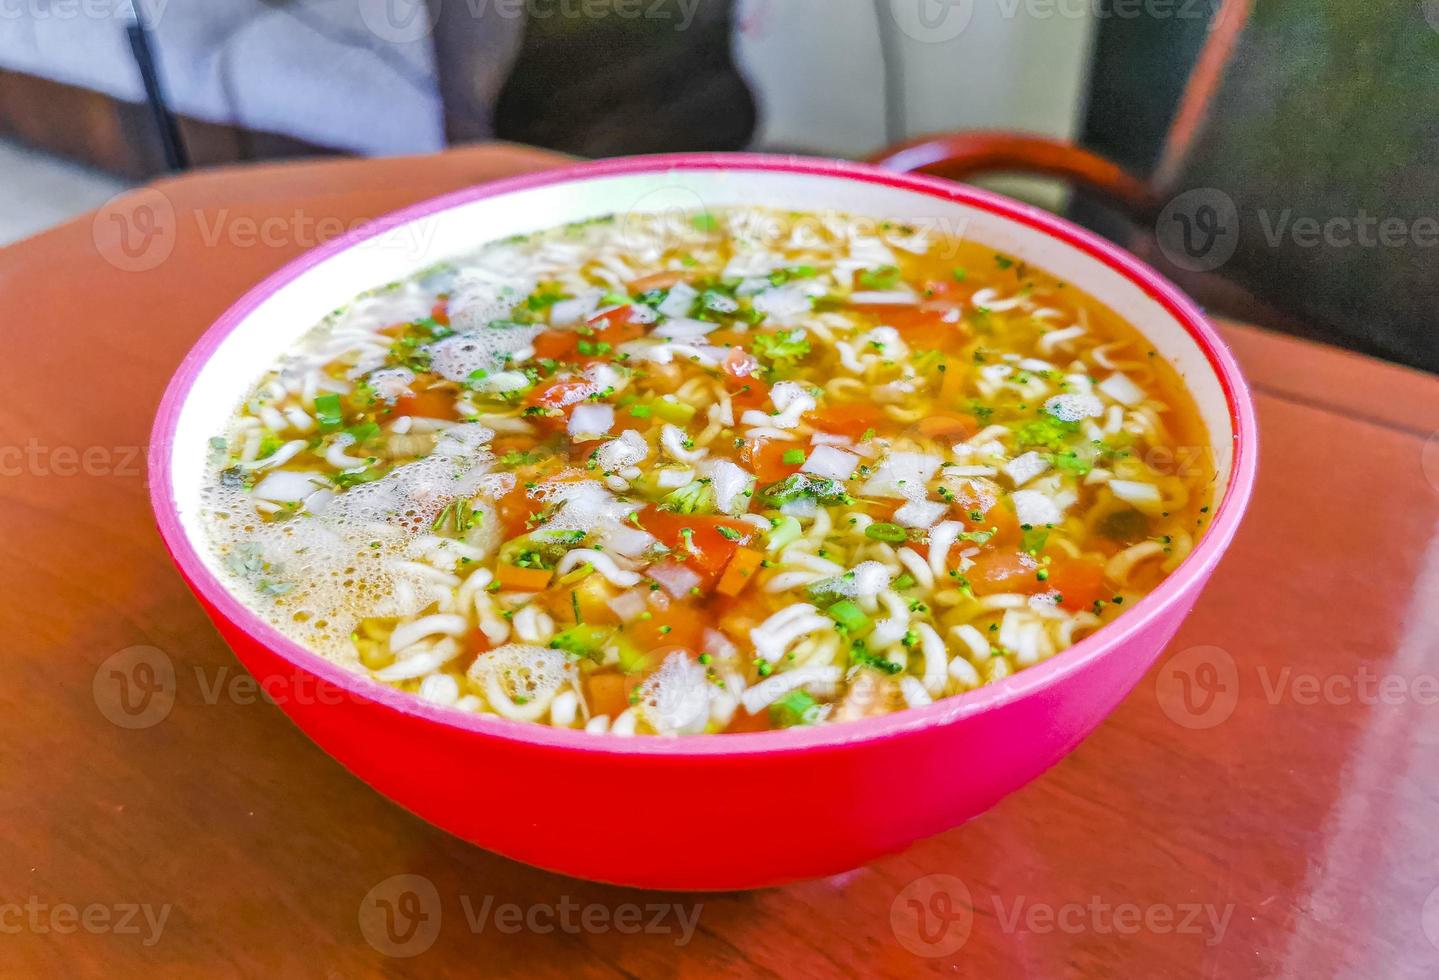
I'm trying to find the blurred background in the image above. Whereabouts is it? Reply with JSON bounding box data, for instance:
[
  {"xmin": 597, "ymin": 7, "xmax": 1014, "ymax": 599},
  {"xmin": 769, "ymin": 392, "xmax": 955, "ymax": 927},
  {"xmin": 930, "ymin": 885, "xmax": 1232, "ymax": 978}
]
[
  {"xmin": 0, "ymin": 0, "xmax": 1094, "ymax": 238},
  {"xmin": 3, "ymin": 0, "xmax": 1436, "ymax": 372}
]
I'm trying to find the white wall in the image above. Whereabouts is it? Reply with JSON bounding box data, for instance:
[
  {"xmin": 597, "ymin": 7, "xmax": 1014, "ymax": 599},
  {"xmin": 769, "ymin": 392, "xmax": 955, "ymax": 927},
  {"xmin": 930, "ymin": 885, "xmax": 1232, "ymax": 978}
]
[{"xmin": 734, "ymin": 0, "xmax": 1095, "ymax": 158}]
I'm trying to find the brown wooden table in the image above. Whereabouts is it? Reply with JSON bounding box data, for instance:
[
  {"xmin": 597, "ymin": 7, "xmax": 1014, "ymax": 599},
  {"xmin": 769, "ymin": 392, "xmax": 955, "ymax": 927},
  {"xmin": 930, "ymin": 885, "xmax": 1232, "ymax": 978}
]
[{"xmin": 4, "ymin": 145, "xmax": 1438, "ymax": 978}]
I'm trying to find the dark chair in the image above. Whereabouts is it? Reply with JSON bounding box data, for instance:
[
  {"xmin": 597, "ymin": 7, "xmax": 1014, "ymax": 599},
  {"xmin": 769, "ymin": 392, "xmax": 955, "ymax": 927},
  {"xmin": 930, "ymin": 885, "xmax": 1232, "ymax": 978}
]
[
  {"xmin": 872, "ymin": 0, "xmax": 1439, "ymax": 374},
  {"xmin": 434, "ymin": 0, "xmax": 756, "ymax": 158}
]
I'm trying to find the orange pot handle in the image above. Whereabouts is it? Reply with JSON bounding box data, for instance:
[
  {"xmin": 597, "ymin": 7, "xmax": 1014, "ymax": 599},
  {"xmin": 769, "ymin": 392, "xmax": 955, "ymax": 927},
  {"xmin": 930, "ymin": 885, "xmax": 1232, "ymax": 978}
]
[{"xmin": 868, "ymin": 131, "xmax": 1159, "ymax": 221}]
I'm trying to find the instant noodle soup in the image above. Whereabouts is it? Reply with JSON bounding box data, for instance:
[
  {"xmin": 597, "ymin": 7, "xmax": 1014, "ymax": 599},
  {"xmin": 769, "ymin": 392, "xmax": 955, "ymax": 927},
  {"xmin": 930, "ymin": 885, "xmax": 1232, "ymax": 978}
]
[{"xmin": 202, "ymin": 207, "xmax": 1213, "ymax": 735}]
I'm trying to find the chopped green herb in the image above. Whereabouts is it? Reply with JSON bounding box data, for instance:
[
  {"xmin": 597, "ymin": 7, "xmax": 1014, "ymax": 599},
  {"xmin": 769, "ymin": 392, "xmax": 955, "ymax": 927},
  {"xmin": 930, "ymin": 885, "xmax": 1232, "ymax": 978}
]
[
  {"xmin": 864, "ymin": 522, "xmax": 907, "ymax": 543},
  {"xmin": 313, "ymin": 394, "xmax": 344, "ymax": 429}
]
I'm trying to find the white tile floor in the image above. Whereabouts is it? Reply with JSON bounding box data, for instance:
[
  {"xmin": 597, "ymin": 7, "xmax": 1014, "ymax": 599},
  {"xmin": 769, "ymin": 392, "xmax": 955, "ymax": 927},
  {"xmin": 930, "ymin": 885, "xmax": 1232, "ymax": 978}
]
[{"xmin": 0, "ymin": 139, "xmax": 132, "ymax": 247}]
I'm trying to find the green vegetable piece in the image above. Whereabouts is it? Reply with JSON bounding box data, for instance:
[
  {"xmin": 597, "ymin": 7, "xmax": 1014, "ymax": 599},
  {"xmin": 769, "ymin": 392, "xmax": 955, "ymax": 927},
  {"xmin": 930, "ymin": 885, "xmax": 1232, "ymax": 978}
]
[
  {"xmin": 549, "ymin": 624, "xmax": 613, "ymax": 661},
  {"xmin": 770, "ymin": 689, "xmax": 824, "ymax": 727},
  {"xmin": 314, "ymin": 393, "xmax": 344, "ymax": 429},
  {"xmin": 864, "ymin": 522, "xmax": 907, "ymax": 543},
  {"xmin": 849, "ymin": 640, "xmax": 903, "ymax": 675},
  {"xmin": 806, "ymin": 573, "xmax": 855, "ymax": 607},
  {"xmin": 827, "ymin": 600, "xmax": 871, "ymax": 634},
  {"xmin": 662, "ymin": 479, "xmax": 716, "ymax": 515},
  {"xmin": 346, "ymin": 421, "xmax": 381, "ymax": 445},
  {"xmin": 782, "ymin": 448, "xmax": 806, "ymax": 465},
  {"xmin": 1021, "ymin": 525, "xmax": 1051, "ymax": 555},
  {"xmin": 651, "ymin": 399, "xmax": 696, "ymax": 425},
  {"xmin": 499, "ymin": 529, "xmax": 586, "ymax": 569},
  {"xmin": 1013, "ymin": 415, "xmax": 1080, "ymax": 452},
  {"xmin": 856, "ymin": 265, "xmax": 901, "ymax": 290},
  {"xmin": 758, "ymin": 473, "xmax": 854, "ymax": 507},
  {"xmin": 751, "ymin": 330, "xmax": 812, "ymax": 366}
]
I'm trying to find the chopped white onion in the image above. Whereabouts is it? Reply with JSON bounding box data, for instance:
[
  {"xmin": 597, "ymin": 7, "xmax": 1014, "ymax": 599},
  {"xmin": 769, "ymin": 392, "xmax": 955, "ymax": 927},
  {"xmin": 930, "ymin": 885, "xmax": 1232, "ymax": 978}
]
[
  {"xmin": 648, "ymin": 561, "xmax": 701, "ymax": 598},
  {"xmin": 252, "ymin": 470, "xmax": 326, "ymax": 502},
  {"xmin": 1004, "ymin": 451, "xmax": 1051, "ymax": 487},
  {"xmin": 657, "ymin": 282, "xmax": 699, "ymax": 318},
  {"xmin": 1098, "ymin": 372, "xmax": 1146, "ymax": 407},
  {"xmin": 1044, "ymin": 393, "xmax": 1105, "ymax": 422},
  {"xmin": 1011, "ymin": 489, "xmax": 1065, "ymax": 527},
  {"xmin": 860, "ymin": 451, "xmax": 942, "ymax": 499},
  {"xmin": 849, "ymin": 290, "xmax": 917, "ymax": 305},
  {"xmin": 894, "ymin": 498, "xmax": 948, "ymax": 529},
  {"xmin": 549, "ymin": 291, "xmax": 602, "ymax": 325},
  {"xmin": 705, "ymin": 458, "xmax": 756, "ymax": 514},
  {"xmin": 652, "ymin": 317, "xmax": 717, "ymax": 340},
  {"xmin": 567, "ymin": 403, "xmax": 614, "ymax": 441},
  {"xmin": 802, "ymin": 445, "xmax": 860, "ymax": 481},
  {"xmin": 607, "ymin": 589, "xmax": 648, "ymax": 623}
]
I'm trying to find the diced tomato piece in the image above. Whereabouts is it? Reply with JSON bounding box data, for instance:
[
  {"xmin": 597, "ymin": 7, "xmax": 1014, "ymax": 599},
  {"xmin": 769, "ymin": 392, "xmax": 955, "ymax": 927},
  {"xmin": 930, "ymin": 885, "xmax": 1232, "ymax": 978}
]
[
  {"xmin": 913, "ymin": 412, "xmax": 977, "ymax": 441},
  {"xmin": 584, "ymin": 306, "xmax": 647, "ymax": 343},
  {"xmin": 430, "ymin": 301, "xmax": 451, "ymax": 326},
  {"xmin": 742, "ymin": 439, "xmax": 802, "ymax": 483},
  {"xmin": 586, "ymin": 670, "xmax": 639, "ymax": 717},
  {"xmin": 496, "ymin": 484, "xmax": 544, "ymax": 539},
  {"xmin": 465, "ymin": 627, "xmax": 492, "ymax": 657},
  {"xmin": 638, "ymin": 508, "xmax": 755, "ymax": 585},
  {"xmin": 532, "ymin": 329, "xmax": 580, "ymax": 361},
  {"xmin": 526, "ymin": 379, "xmax": 593, "ymax": 411},
  {"xmin": 489, "ymin": 435, "xmax": 538, "ymax": 457},
  {"xmin": 724, "ymin": 708, "xmax": 772, "ymax": 733},
  {"xmin": 1045, "ymin": 555, "xmax": 1109, "ymax": 612},
  {"xmin": 966, "ymin": 550, "xmax": 1046, "ymax": 595},
  {"xmin": 810, "ymin": 402, "xmax": 885, "ymax": 439},
  {"xmin": 881, "ymin": 307, "xmax": 968, "ymax": 352},
  {"xmin": 626, "ymin": 610, "xmax": 705, "ymax": 655},
  {"xmin": 532, "ymin": 309, "xmax": 647, "ymax": 365},
  {"xmin": 949, "ymin": 483, "xmax": 1020, "ymax": 546},
  {"xmin": 392, "ymin": 387, "xmax": 460, "ymax": 421},
  {"xmin": 721, "ymin": 352, "xmax": 770, "ymax": 414}
]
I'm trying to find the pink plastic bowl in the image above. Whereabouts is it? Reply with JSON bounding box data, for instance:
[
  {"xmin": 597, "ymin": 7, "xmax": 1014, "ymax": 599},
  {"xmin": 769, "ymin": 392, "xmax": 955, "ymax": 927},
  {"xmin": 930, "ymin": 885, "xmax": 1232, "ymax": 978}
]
[{"xmin": 150, "ymin": 154, "xmax": 1257, "ymax": 890}]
